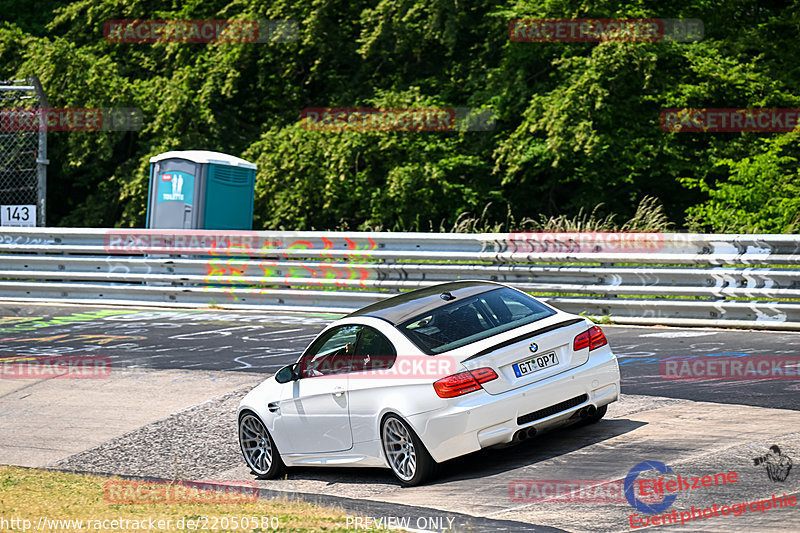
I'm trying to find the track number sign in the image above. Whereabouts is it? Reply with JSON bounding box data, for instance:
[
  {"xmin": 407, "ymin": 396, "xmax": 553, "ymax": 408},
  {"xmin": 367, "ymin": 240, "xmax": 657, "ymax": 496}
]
[{"xmin": 1, "ymin": 205, "xmax": 36, "ymax": 227}]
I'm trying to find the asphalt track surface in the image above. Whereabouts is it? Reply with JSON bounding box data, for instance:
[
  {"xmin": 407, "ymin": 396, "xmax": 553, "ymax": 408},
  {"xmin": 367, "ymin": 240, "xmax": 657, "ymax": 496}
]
[
  {"xmin": 1, "ymin": 303, "xmax": 799, "ymax": 532},
  {"xmin": 0, "ymin": 303, "xmax": 796, "ymax": 409}
]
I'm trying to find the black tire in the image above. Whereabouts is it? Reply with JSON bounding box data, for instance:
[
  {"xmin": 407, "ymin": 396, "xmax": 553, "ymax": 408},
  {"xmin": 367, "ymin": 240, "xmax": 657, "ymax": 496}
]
[
  {"xmin": 381, "ymin": 414, "xmax": 437, "ymax": 486},
  {"xmin": 238, "ymin": 412, "xmax": 286, "ymax": 479}
]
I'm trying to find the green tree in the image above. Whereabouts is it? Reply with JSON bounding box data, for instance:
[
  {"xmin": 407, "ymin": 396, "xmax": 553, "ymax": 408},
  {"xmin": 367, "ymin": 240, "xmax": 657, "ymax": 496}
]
[
  {"xmin": 0, "ymin": 0, "xmax": 799, "ymax": 232},
  {"xmin": 683, "ymin": 130, "xmax": 800, "ymax": 233}
]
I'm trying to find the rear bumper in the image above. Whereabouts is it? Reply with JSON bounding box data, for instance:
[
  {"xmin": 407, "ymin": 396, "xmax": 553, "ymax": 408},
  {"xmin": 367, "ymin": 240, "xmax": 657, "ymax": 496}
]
[{"xmin": 407, "ymin": 350, "xmax": 620, "ymax": 463}]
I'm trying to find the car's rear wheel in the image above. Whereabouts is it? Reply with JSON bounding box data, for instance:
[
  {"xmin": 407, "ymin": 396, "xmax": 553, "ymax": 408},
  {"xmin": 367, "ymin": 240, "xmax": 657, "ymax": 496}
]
[
  {"xmin": 381, "ymin": 414, "xmax": 436, "ymax": 486},
  {"xmin": 239, "ymin": 412, "xmax": 286, "ymax": 478}
]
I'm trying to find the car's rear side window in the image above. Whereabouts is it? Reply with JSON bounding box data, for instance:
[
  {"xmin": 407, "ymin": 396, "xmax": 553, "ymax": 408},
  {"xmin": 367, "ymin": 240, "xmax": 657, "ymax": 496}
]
[
  {"xmin": 352, "ymin": 326, "xmax": 397, "ymax": 372},
  {"xmin": 399, "ymin": 288, "xmax": 556, "ymax": 354}
]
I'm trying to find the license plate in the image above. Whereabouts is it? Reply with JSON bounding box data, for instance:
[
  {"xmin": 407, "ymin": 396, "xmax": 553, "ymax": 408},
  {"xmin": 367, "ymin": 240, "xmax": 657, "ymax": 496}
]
[{"xmin": 512, "ymin": 352, "xmax": 558, "ymax": 377}]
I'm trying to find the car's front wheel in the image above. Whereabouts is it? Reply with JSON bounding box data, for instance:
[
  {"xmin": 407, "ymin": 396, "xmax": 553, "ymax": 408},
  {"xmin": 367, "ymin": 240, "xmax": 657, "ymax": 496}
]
[
  {"xmin": 238, "ymin": 412, "xmax": 286, "ymax": 478},
  {"xmin": 381, "ymin": 414, "xmax": 436, "ymax": 486}
]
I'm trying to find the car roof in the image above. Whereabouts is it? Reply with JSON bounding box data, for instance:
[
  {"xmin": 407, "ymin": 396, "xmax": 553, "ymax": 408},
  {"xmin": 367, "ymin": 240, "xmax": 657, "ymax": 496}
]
[{"xmin": 345, "ymin": 280, "xmax": 504, "ymax": 326}]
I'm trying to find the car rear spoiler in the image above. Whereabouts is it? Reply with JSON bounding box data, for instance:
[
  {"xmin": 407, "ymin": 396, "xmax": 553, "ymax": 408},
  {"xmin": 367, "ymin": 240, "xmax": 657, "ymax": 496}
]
[{"xmin": 461, "ymin": 317, "xmax": 586, "ymax": 363}]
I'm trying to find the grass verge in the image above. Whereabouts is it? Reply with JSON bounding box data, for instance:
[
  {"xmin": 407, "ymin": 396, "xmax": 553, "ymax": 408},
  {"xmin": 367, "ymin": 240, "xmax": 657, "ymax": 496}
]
[{"xmin": 0, "ymin": 465, "xmax": 374, "ymax": 532}]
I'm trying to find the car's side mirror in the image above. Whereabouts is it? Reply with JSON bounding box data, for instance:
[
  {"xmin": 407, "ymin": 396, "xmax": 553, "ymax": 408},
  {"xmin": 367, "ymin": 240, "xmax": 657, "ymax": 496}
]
[{"xmin": 275, "ymin": 364, "xmax": 298, "ymax": 384}]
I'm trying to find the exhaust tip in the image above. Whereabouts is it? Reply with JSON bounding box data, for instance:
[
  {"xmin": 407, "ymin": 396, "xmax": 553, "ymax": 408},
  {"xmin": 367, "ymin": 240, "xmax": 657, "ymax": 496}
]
[
  {"xmin": 579, "ymin": 405, "xmax": 598, "ymax": 419},
  {"xmin": 515, "ymin": 427, "xmax": 537, "ymax": 441}
]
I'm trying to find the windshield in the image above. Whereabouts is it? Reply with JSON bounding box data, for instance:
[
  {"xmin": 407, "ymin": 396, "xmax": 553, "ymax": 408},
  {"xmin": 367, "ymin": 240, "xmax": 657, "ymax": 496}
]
[{"xmin": 398, "ymin": 287, "xmax": 556, "ymax": 354}]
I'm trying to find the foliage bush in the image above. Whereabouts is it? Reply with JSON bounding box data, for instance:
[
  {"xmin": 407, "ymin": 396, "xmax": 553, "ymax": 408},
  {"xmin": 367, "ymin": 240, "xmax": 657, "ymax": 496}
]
[{"xmin": 0, "ymin": 0, "xmax": 798, "ymax": 232}]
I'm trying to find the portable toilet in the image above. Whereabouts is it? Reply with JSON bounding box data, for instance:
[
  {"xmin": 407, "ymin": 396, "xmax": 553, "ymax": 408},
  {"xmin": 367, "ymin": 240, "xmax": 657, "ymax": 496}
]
[{"xmin": 146, "ymin": 150, "xmax": 257, "ymax": 229}]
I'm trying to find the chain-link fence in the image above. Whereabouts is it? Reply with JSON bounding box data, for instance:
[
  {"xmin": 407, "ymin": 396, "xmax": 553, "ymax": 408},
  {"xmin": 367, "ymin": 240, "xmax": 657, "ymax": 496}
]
[{"xmin": 0, "ymin": 77, "xmax": 48, "ymax": 226}]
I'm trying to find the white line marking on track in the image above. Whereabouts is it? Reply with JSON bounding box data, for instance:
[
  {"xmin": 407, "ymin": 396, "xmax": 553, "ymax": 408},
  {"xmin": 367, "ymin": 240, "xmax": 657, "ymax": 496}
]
[{"xmin": 639, "ymin": 331, "xmax": 718, "ymax": 338}]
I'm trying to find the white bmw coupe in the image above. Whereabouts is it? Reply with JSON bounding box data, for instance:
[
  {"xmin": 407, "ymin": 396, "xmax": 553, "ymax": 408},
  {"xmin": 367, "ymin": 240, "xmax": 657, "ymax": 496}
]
[{"xmin": 238, "ymin": 281, "xmax": 620, "ymax": 486}]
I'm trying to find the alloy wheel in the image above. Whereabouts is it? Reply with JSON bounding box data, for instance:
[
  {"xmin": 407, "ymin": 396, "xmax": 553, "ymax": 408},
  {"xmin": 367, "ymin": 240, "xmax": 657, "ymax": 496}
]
[
  {"xmin": 239, "ymin": 413, "xmax": 273, "ymax": 475},
  {"xmin": 382, "ymin": 417, "xmax": 417, "ymax": 481}
]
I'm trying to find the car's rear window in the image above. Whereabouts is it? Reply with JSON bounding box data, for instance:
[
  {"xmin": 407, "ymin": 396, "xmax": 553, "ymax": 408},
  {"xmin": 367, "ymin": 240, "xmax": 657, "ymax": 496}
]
[{"xmin": 398, "ymin": 287, "xmax": 556, "ymax": 354}]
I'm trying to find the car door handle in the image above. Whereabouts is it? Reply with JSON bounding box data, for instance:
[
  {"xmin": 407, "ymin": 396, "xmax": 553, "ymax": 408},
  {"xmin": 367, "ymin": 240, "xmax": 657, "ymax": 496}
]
[
  {"xmin": 333, "ymin": 387, "xmax": 345, "ymax": 397},
  {"xmin": 268, "ymin": 402, "xmax": 280, "ymax": 413}
]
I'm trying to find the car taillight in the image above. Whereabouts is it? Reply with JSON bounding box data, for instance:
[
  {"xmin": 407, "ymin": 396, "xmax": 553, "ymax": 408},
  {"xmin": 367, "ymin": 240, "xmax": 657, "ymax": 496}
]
[
  {"xmin": 433, "ymin": 367, "xmax": 498, "ymax": 398},
  {"xmin": 573, "ymin": 326, "xmax": 608, "ymax": 351}
]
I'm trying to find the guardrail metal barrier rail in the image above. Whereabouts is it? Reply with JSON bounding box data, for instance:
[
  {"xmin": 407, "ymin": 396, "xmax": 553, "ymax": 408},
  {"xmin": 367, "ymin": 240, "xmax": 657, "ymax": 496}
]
[{"xmin": 0, "ymin": 228, "xmax": 798, "ymax": 329}]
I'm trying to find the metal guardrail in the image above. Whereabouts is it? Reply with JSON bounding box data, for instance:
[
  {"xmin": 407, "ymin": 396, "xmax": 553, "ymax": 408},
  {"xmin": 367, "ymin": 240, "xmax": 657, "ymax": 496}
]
[{"xmin": 0, "ymin": 227, "xmax": 798, "ymax": 329}]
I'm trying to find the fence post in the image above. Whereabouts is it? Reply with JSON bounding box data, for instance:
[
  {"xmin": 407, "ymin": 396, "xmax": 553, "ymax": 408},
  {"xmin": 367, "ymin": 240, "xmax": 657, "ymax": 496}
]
[{"xmin": 30, "ymin": 76, "xmax": 48, "ymax": 227}]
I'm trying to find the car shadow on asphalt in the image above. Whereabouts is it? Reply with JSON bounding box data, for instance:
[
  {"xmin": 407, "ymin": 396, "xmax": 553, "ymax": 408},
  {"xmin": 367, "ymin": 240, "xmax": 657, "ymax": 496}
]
[
  {"xmin": 435, "ymin": 418, "xmax": 645, "ymax": 483},
  {"xmin": 279, "ymin": 417, "xmax": 645, "ymax": 487}
]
